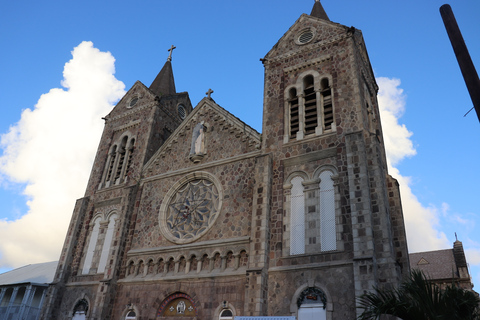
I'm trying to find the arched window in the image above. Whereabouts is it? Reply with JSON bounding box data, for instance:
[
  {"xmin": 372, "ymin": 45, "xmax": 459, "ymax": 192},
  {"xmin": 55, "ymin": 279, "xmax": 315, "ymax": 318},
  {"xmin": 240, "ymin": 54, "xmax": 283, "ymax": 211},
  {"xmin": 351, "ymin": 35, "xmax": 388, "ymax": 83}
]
[
  {"xmin": 290, "ymin": 176, "xmax": 305, "ymax": 255},
  {"xmin": 101, "ymin": 135, "xmax": 136, "ymax": 188},
  {"xmin": 114, "ymin": 136, "xmax": 128, "ymax": 182},
  {"xmin": 320, "ymin": 78, "xmax": 333, "ymax": 132},
  {"xmin": 82, "ymin": 217, "xmax": 101, "ymax": 274},
  {"xmin": 219, "ymin": 309, "xmax": 233, "ymax": 320},
  {"xmin": 319, "ymin": 170, "xmax": 336, "ymax": 252},
  {"xmin": 98, "ymin": 213, "xmax": 117, "ymax": 273},
  {"xmin": 105, "ymin": 145, "xmax": 117, "ymax": 184},
  {"xmin": 0, "ymin": 288, "xmax": 13, "ymax": 307},
  {"xmin": 13, "ymin": 287, "xmax": 26, "ymax": 305},
  {"xmin": 285, "ymin": 74, "xmax": 335, "ymax": 142},
  {"xmin": 303, "ymin": 75, "xmax": 317, "ymax": 135},
  {"xmin": 288, "ymin": 88, "xmax": 300, "ymax": 139},
  {"xmin": 125, "ymin": 138, "xmax": 135, "ymax": 176}
]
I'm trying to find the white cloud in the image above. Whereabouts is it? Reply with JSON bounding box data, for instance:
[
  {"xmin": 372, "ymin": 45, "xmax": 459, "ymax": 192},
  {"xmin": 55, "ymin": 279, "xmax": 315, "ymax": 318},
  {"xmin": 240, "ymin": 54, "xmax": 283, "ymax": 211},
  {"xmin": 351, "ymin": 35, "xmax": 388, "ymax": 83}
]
[
  {"xmin": 377, "ymin": 77, "xmax": 450, "ymax": 253},
  {"xmin": 465, "ymin": 248, "xmax": 480, "ymax": 266},
  {"xmin": 0, "ymin": 41, "xmax": 125, "ymax": 268}
]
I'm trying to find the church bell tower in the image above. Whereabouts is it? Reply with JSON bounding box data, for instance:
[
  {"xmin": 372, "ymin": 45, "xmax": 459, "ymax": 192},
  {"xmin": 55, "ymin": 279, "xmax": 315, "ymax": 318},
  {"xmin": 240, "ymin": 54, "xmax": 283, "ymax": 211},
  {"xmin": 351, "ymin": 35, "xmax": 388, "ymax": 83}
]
[{"xmin": 261, "ymin": 0, "xmax": 408, "ymax": 317}]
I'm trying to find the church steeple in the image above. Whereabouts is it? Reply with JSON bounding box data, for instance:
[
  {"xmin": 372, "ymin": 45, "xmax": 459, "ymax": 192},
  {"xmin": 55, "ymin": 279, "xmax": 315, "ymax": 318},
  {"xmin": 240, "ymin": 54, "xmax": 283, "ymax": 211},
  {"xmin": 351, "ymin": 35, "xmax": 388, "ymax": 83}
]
[
  {"xmin": 310, "ymin": 0, "xmax": 329, "ymax": 21},
  {"xmin": 149, "ymin": 45, "xmax": 177, "ymax": 96}
]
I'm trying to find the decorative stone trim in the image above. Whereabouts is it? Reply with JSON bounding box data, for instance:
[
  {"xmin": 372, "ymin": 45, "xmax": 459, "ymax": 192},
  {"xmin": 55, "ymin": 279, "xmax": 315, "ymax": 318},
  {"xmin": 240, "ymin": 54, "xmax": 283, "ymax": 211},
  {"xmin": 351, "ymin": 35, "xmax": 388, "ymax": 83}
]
[
  {"xmin": 284, "ymin": 55, "xmax": 331, "ymax": 74},
  {"xmin": 113, "ymin": 119, "xmax": 141, "ymax": 132}
]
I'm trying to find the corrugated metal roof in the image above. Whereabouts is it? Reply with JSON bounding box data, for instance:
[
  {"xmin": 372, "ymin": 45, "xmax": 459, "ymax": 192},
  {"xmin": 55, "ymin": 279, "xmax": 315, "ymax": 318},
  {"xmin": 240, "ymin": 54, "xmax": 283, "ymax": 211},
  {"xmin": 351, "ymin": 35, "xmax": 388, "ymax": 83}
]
[{"xmin": 0, "ymin": 261, "xmax": 57, "ymax": 286}]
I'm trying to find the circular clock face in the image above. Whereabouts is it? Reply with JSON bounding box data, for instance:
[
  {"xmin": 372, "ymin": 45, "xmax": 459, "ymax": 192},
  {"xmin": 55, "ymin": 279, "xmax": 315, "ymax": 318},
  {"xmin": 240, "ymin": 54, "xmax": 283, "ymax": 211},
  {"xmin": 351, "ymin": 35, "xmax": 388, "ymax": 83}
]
[{"xmin": 160, "ymin": 177, "xmax": 221, "ymax": 243}]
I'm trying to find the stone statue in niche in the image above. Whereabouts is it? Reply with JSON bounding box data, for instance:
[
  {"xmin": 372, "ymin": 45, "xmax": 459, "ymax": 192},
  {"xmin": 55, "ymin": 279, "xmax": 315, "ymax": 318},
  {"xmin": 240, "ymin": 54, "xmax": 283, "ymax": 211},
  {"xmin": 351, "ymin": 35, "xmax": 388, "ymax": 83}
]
[
  {"xmin": 189, "ymin": 122, "xmax": 205, "ymax": 163},
  {"xmin": 176, "ymin": 301, "xmax": 186, "ymax": 314}
]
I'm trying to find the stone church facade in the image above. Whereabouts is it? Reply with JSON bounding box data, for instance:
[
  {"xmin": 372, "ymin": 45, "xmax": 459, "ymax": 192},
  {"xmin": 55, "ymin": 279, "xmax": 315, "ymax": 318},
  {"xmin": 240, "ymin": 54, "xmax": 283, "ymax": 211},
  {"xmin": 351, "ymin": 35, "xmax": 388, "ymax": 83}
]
[{"xmin": 41, "ymin": 2, "xmax": 409, "ymax": 319}]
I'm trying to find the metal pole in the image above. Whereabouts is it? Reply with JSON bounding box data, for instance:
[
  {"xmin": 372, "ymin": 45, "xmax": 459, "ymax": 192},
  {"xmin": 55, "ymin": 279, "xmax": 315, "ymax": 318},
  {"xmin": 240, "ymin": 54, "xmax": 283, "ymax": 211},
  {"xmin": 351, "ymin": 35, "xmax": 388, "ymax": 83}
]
[{"xmin": 440, "ymin": 4, "xmax": 480, "ymax": 123}]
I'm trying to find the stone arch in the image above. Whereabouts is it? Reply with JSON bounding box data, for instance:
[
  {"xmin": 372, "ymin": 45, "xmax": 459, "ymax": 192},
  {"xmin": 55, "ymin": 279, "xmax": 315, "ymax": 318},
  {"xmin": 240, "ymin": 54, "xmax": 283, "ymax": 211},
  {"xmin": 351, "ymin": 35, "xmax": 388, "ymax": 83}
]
[
  {"xmin": 225, "ymin": 251, "xmax": 235, "ymax": 269},
  {"xmin": 284, "ymin": 170, "xmax": 310, "ymax": 186},
  {"xmin": 81, "ymin": 215, "xmax": 102, "ymax": 275},
  {"xmin": 121, "ymin": 304, "xmax": 139, "ymax": 320},
  {"xmin": 146, "ymin": 258, "xmax": 156, "ymax": 275},
  {"xmin": 126, "ymin": 259, "xmax": 136, "ymax": 277},
  {"xmin": 239, "ymin": 250, "xmax": 248, "ymax": 267},
  {"xmin": 72, "ymin": 297, "xmax": 90, "ymax": 319},
  {"xmin": 213, "ymin": 301, "xmax": 237, "ymax": 320},
  {"xmin": 312, "ymin": 165, "xmax": 338, "ymax": 180},
  {"xmin": 137, "ymin": 260, "xmax": 145, "ymax": 277},
  {"xmin": 312, "ymin": 165, "xmax": 341, "ymax": 252},
  {"xmin": 289, "ymin": 283, "xmax": 333, "ymax": 319},
  {"xmin": 178, "ymin": 256, "xmax": 187, "ymax": 273},
  {"xmin": 201, "ymin": 253, "xmax": 210, "ymax": 272},
  {"xmin": 157, "ymin": 292, "xmax": 198, "ymax": 317}
]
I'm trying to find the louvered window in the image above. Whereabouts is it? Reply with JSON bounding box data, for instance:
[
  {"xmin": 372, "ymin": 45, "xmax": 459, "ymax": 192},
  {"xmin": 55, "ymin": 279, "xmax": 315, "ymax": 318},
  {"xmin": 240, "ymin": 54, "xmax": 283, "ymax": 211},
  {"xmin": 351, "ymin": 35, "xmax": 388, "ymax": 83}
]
[
  {"xmin": 289, "ymin": 88, "xmax": 300, "ymax": 138},
  {"xmin": 114, "ymin": 137, "xmax": 128, "ymax": 181},
  {"xmin": 322, "ymin": 88, "xmax": 333, "ymax": 131},
  {"xmin": 105, "ymin": 146, "xmax": 116, "ymax": 182},
  {"xmin": 304, "ymin": 75, "xmax": 317, "ymax": 135},
  {"xmin": 125, "ymin": 138, "xmax": 135, "ymax": 176}
]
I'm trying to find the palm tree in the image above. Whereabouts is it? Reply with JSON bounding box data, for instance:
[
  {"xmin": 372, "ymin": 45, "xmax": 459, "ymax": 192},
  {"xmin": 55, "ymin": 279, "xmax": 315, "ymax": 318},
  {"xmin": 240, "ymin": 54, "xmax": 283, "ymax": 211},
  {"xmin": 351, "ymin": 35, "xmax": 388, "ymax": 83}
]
[{"xmin": 357, "ymin": 269, "xmax": 480, "ymax": 320}]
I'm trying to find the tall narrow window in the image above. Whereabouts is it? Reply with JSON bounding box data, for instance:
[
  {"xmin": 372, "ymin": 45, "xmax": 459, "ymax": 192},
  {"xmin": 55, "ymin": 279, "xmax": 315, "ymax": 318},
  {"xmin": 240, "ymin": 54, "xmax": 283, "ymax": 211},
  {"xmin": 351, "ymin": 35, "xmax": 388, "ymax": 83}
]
[
  {"xmin": 105, "ymin": 145, "xmax": 117, "ymax": 183},
  {"xmin": 290, "ymin": 176, "xmax": 305, "ymax": 255},
  {"xmin": 114, "ymin": 136, "xmax": 128, "ymax": 182},
  {"xmin": 125, "ymin": 138, "xmax": 135, "ymax": 177},
  {"xmin": 289, "ymin": 88, "xmax": 299, "ymax": 138},
  {"xmin": 1, "ymin": 288, "xmax": 13, "ymax": 307},
  {"xmin": 319, "ymin": 170, "xmax": 336, "ymax": 251},
  {"xmin": 321, "ymin": 78, "xmax": 333, "ymax": 131},
  {"xmin": 303, "ymin": 75, "xmax": 317, "ymax": 135},
  {"xmin": 82, "ymin": 217, "xmax": 101, "ymax": 274},
  {"xmin": 98, "ymin": 214, "xmax": 117, "ymax": 273}
]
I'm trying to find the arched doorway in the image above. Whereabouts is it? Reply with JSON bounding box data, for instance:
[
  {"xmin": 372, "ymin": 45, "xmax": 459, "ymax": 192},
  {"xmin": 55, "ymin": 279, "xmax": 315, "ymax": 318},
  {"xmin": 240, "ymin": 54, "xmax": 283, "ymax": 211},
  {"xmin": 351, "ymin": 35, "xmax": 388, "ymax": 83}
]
[
  {"xmin": 72, "ymin": 299, "xmax": 88, "ymax": 320},
  {"xmin": 297, "ymin": 287, "xmax": 327, "ymax": 320},
  {"xmin": 157, "ymin": 292, "xmax": 197, "ymax": 318}
]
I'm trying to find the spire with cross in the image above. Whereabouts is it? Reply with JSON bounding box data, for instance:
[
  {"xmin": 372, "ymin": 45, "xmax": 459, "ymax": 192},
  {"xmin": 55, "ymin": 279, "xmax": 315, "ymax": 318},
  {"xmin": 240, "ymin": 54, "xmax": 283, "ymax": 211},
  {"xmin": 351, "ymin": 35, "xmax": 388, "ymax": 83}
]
[
  {"xmin": 167, "ymin": 45, "xmax": 176, "ymax": 62},
  {"xmin": 206, "ymin": 88, "xmax": 214, "ymax": 99}
]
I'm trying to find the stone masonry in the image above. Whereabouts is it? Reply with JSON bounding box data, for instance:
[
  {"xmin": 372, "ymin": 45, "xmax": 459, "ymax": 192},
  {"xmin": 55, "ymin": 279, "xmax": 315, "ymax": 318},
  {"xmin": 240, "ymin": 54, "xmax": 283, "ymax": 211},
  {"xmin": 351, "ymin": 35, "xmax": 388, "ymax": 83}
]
[{"xmin": 41, "ymin": 2, "xmax": 409, "ymax": 320}]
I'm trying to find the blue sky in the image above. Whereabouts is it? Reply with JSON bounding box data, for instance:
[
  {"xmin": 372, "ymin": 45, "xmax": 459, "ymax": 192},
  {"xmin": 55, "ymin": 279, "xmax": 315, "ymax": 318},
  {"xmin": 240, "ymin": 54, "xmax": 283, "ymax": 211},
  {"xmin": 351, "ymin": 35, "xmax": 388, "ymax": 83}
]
[{"xmin": 1, "ymin": 0, "xmax": 479, "ymax": 291}]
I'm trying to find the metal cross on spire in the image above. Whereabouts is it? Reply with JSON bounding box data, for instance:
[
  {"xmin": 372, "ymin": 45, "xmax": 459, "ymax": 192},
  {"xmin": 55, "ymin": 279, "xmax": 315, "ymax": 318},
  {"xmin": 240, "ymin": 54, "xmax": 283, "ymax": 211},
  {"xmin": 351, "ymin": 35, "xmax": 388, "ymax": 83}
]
[
  {"xmin": 167, "ymin": 45, "xmax": 176, "ymax": 61},
  {"xmin": 206, "ymin": 88, "xmax": 214, "ymax": 99}
]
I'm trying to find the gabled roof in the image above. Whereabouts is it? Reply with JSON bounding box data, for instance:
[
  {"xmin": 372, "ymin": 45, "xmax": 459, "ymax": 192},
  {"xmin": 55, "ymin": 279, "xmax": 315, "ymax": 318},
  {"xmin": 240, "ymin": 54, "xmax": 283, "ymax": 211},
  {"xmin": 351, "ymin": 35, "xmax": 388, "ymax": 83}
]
[
  {"xmin": 142, "ymin": 97, "xmax": 261, "ymax": 175},
  {"xmin": 0, "ymin": 261, "xmax": 57, "ymax": 286},
  {"xmin": 263, "ymin": 13, "xmax": 345, "ymax": 61},
  {"xmin": 409, "ymin": 249, "xmax": 457, "ymax": 280}
]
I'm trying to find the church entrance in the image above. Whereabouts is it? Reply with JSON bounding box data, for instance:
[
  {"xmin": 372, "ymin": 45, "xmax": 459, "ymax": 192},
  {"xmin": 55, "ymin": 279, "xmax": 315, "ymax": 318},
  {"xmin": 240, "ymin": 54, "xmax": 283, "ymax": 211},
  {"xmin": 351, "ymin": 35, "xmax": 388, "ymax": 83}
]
[
  {"xmin": 296, "ymin": 287, "xmax": 327, "ymax": 320},
  {"xmin": 298, "ymin": 303, "xmax": 326, "ymax": 320}
]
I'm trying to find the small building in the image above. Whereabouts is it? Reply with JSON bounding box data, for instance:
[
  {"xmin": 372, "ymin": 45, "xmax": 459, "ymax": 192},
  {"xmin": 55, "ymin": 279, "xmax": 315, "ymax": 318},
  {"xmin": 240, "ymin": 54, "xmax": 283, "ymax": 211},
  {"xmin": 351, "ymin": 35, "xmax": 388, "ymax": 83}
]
[
  {"xmin": 409, "ymin": 239, "xmax": 474, "ymax": 291},
  {"xmin": 0, "ymin": 261, "xmax": 57, "ymax": 320}
]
